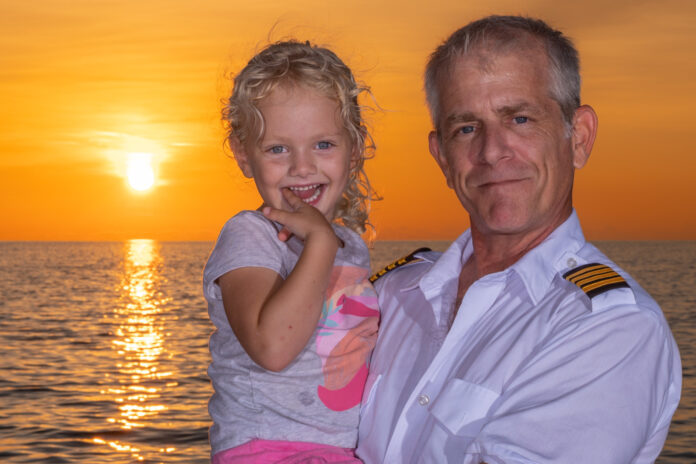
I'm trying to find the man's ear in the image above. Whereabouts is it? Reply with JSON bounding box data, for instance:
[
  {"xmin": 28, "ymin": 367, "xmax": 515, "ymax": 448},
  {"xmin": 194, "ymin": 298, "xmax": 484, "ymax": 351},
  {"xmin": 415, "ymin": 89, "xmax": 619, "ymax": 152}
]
[
  {"xmin": 428, "ymin": 130, "xmax": 453, "ymax": 189},
  {"xmin": 230, "ymin": 137, "xmax": 254, "ymax": 178},
  {"xmin": 570, "ymin": 105, "xmax": 598, "ymax": 169}
]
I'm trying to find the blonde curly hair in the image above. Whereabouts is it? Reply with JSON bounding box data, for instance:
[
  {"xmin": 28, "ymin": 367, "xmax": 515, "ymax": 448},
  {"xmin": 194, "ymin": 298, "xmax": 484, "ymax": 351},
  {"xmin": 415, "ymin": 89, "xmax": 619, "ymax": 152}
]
[{"xmin": 223, "ymin": 40, "xmax": 378, "ymax": 235}]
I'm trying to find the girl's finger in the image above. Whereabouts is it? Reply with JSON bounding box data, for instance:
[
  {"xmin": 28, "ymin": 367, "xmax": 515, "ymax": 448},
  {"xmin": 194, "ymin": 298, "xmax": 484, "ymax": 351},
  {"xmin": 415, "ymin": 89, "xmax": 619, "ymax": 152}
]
[
  {"xmin": 262, "ymin": 205, "xmax": 285, "ymax": 223},
  {"xmin": 281, "ymin": 188, "xmax": 305, "ymax": 210},
  {"xmin": 277, "ymin": 227, "xmax": 292, "ymax": 242},
  {"xmin": 261, "ymin": 207, "xmax": 293, "ymax": 241}
]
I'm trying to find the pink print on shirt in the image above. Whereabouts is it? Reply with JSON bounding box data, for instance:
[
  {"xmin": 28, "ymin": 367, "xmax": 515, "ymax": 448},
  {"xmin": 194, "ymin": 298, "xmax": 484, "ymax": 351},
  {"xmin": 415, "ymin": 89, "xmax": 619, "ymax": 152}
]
[{"xmin": 316, "ymin": 266, "xmax": 379, "ymax": 411}]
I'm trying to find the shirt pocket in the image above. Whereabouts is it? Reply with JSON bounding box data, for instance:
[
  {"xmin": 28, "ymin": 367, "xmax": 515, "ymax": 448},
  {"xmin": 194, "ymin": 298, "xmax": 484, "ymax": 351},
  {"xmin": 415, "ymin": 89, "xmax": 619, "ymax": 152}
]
[{"xmin": 429, "ymin": 378, "xmax": 499, "ymax": 437}]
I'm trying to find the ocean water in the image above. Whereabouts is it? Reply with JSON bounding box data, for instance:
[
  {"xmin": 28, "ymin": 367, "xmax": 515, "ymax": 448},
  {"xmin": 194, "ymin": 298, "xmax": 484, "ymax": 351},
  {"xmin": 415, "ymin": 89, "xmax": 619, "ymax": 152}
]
[{"xmin": 0, "ymin": 240, "xmax": 693, "ymax": 463}]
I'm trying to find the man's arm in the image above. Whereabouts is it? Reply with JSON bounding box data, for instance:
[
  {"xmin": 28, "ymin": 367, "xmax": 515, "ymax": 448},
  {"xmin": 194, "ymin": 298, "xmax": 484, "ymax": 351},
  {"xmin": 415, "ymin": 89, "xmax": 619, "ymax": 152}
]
[{"xmin": 463, "ymin": 307, "xmax": 678, "ymax": 463}]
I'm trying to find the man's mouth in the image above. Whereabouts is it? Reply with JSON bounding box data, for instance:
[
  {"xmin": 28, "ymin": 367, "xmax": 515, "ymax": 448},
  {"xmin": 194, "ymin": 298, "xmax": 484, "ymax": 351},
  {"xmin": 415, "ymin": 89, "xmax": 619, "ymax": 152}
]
[
  {"xmin": 288, "ymin": 184, "xmax": 324, "ymax": 204},
  {"xmin": 477, "ymin": 176, "xmax": 528, "ymax": 189}
]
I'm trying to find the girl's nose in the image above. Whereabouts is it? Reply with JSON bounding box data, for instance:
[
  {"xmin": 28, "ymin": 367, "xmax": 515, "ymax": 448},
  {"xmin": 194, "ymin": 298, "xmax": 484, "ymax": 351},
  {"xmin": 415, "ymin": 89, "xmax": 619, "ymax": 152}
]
[{"xmin": 289, "ymin": 150, "xmax": 317, "ymax": 177}]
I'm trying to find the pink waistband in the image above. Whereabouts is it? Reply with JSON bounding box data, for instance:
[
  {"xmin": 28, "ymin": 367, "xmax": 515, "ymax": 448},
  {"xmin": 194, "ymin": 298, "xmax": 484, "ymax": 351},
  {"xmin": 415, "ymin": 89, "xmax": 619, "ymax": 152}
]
[{"xmin": 213, "ymin": 439, "xmax": 361, "ymax": 464}]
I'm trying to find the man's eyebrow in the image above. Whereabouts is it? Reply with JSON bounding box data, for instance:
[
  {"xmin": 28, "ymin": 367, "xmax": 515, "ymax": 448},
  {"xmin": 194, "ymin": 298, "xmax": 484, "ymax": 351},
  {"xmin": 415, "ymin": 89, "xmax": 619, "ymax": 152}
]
[
  {"xmin": 443, "ymin": 103, "xmax": 540, "ymax": 124},
  {"xmin": 443, "ymin": 112, "xmax": 477, "ymax": 129},
  {"xmin": 496, "ymin": 102, "xmax": 539, "ymax": 117}
]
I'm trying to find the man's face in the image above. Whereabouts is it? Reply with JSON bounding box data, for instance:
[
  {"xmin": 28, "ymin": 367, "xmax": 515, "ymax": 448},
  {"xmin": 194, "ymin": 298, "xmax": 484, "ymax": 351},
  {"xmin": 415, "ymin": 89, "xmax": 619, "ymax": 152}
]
[{"xmin": 429, "ymin": 43, "xmax": 590, "ymax": 239}]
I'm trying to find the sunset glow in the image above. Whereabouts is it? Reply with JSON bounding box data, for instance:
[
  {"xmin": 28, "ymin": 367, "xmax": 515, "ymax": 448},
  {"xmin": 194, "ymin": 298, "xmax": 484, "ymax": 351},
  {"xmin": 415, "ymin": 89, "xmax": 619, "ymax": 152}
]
[{"xmin": 1, "ymin": 1, "xmax": 694, "ymax": 241}]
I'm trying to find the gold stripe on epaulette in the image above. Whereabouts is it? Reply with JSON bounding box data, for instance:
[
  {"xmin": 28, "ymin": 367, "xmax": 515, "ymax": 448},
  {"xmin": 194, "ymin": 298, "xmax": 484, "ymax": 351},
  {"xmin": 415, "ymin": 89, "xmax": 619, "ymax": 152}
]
[
  {"xmin": 574, "ymin": 270, "xmax": 620, "ymax": 287},
  {"xmin": 563, "ymin": 263, "xmax": 630, "ymax": 298},
  {"xmin": 564, "ymin": 263, "xmax": 608, "ymax": 283},
  {"xmin": 369, "ymin": 247, "xmax": 431, "ymax": 283},
  {"xmin": 582, "ymin": 276, "xmax": 627, "ymax": 293}
]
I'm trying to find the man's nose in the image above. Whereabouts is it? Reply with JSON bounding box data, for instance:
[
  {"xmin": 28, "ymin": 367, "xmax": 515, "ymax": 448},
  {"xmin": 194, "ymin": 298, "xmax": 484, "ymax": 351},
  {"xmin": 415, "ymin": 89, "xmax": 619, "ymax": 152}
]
[
  {"xmin": 289, "ymin": 149, "xmax": 317, "ymax": 177},
  {"xmin": 477, "ymin": 126, "xmax": 512, "ymax": 165}
]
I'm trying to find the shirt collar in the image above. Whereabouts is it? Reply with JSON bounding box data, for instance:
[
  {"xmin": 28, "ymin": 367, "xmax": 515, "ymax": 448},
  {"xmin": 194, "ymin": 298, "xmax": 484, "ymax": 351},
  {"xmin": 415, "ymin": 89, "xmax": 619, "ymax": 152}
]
[
  {"xmin": 413, "ymin": 210, "xmax": 586, "ymax": 305},
  {"xmin": 510, "ymin": 210, "xmax": 586, "ymax": 304},
  {"xmin": 414, "ymin": 228, "xmax": 473, "ymax": 295}
]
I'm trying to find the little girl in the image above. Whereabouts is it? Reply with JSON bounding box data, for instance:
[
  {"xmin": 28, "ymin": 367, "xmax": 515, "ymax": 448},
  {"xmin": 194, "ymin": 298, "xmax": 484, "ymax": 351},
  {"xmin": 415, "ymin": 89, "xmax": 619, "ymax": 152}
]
[{"xmin": 203, "ymin": 40, "xmax": 380, "ymax": 463}]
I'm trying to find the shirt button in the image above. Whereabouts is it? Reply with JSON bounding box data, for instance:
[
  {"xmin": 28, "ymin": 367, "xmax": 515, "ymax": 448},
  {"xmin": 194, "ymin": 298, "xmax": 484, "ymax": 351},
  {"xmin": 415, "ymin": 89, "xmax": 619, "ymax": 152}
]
[
  {"xmin": 417, "ymin": 394, "xmax": 430, "ymax": 406},
  {"xmin": 567, "ymin": 257, "xmax": 577, "ymax": 268}
]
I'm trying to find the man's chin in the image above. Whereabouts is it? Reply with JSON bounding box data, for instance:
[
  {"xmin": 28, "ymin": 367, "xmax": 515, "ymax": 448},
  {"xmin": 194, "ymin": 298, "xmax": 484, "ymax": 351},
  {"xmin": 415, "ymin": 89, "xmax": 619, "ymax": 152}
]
[{"xmin": 471, "ymin": 209, "xmax": 536, "ymax": 237}]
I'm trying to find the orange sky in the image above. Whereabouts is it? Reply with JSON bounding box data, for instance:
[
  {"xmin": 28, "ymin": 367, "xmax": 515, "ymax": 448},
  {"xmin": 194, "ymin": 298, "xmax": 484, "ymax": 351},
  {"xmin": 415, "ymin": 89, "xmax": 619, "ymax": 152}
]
[{"xmin": 1, "ymin": 0, "xmax": 695, "ymax": 241}]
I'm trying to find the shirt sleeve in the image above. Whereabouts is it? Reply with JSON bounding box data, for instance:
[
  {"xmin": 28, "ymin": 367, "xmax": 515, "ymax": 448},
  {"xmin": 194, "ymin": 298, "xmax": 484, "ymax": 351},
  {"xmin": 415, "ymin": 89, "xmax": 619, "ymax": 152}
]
[
  {"xmin": 203, "ymin": 211, "xmax": 287, "ymax": 294},
  {"xmin": 464, "ymin": 304, "xmax": 679, "ymax": 464}
]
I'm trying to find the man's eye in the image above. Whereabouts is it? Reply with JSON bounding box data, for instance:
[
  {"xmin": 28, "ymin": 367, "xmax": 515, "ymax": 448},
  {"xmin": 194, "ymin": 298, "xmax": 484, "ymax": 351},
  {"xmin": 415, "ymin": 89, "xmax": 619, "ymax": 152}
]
[
  {"xmin": 316, "ymin": 141, "xmax": 333, "ymax": 149},
  {"xmin": 514, "ymin": 116, "xmax": 529, "ymax": 124},
  {"xmin": 269, "ymin": 146, "xmax": 286, "ymax": 154},
  {"xmin": 459, "ymin": 126, "xmax": 475, "ymax": 134}
]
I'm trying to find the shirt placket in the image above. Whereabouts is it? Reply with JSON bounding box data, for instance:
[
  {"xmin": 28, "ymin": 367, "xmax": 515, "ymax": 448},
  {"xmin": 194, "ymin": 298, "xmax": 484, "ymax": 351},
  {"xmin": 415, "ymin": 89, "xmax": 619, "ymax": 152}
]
[{"xmin": 384, "ymin": 277, "xmax": 504, "ymax": 462}]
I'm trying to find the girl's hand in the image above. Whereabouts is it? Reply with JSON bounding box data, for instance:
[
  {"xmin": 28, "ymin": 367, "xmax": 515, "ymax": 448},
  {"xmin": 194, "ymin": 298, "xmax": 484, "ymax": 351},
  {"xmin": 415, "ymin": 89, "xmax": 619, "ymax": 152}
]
[{"xmin": 262, "ymin": 188, "xmax": 340, "ymax": 246}]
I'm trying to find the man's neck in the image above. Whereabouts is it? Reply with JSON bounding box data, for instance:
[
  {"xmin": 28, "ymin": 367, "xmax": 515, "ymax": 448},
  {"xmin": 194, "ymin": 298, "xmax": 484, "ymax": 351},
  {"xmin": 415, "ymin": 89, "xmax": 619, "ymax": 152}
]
[
  {"xmin": 454, "ymin": 213, "xmax": 571, "ymax": 309},
  {"xmin": 469, "ymin": 225, "xmax": 553, "ymax": 276}
]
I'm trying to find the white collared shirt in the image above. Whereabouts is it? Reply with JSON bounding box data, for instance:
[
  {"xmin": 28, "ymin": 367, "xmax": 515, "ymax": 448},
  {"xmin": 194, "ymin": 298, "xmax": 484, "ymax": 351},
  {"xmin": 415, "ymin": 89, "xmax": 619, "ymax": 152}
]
[{"xmin": 357, "ymin": 212, "xmax": 681, "ymax": 463}]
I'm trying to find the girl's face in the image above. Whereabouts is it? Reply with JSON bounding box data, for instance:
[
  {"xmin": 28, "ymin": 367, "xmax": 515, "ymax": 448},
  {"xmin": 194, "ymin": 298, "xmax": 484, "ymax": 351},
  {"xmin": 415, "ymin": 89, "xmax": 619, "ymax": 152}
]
[{"xmin": 235, "ymin": 83, "xmax": 357, "ymax": 221}]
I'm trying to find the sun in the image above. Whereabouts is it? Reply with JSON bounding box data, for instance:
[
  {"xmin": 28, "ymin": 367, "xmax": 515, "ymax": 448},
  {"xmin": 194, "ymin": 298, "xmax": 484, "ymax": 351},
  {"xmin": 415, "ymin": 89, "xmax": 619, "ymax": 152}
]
[{"xmin": 127, "ymin": 153, "xmax": 155, "ymax": 192}]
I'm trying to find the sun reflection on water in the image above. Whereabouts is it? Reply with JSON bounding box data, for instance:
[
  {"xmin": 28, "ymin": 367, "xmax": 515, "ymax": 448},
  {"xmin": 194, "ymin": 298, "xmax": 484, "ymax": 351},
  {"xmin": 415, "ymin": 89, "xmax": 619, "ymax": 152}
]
[{"xmin": 94, "ymin": 239, "xmax": 177, "ymax": 461}]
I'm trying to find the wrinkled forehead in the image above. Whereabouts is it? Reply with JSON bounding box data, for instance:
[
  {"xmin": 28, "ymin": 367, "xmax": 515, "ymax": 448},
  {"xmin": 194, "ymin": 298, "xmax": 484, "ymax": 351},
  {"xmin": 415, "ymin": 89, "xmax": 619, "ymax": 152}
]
[{"xmin": 435, "ymin": 39, "xmax": 554, "ymax": 107}]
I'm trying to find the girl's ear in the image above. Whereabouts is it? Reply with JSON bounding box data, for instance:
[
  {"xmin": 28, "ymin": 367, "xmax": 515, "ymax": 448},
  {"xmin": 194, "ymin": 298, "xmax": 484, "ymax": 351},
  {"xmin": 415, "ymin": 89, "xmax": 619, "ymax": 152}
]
[{"xmin": 230, "ymin": 137, "xmax": 254, "ymax": 178}]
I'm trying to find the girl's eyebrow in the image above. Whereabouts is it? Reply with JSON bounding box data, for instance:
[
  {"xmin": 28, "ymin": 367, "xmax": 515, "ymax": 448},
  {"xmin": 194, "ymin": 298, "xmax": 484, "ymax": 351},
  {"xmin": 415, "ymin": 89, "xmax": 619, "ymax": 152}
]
[
  {"xmin": 262, "ymin": 130, "xmax": 346, "ymax": 140},
  {"xmin": 315, "ymin": 132, "xmax": 345, "ymax": 139}
]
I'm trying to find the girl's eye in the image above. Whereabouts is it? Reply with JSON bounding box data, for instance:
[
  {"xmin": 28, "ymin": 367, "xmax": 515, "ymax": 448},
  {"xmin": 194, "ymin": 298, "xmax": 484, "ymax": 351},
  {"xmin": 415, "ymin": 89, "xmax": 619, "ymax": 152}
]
[
  {"xmin": 269, "ymin": 146, "xmax": 286, "ymax": 154},
  {"xmin": 316, "ymin": 141, "xmax": 333, "ymax": 150},
  {"xmin": 514, "ymin": 116, "xmax": 529, "ymax": 124}
]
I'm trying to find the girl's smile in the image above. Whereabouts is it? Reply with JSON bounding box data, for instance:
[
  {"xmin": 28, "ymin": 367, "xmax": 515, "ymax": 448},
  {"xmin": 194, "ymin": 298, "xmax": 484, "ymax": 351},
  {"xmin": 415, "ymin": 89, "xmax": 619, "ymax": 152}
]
[{"xmin": 286, "ymin": 184, "xmax": 326, "ymax": 205}]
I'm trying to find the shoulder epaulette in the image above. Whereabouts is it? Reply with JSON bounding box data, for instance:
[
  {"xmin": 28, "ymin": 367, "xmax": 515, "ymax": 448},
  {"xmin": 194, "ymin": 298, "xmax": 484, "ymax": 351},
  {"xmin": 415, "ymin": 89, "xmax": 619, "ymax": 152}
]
[
  {"xmin": 369, "ymin": 247, "xmax": 431, "ymax": 283},
  {"xmin": 563, "ymin": 262, "xmax": 629, "ymax": 298}
]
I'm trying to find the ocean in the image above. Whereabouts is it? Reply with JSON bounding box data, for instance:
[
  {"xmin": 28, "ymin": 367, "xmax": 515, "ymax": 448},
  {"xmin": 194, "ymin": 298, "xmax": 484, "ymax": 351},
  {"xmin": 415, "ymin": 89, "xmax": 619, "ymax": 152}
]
[{"xmin": 0, "ymin": 240, "xmax": 693, "ymax": 463}]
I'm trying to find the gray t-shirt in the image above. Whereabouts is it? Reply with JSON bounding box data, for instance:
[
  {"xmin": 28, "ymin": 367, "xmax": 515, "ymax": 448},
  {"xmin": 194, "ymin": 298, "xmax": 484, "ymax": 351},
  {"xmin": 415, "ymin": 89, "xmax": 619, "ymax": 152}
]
[{"xmin": 203, "ymin": 210, "xmax": 379, "ymax": 455}]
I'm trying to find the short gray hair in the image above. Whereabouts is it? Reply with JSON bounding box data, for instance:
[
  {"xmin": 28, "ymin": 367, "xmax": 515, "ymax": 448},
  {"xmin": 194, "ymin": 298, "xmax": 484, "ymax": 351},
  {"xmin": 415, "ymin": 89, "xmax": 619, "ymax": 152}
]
[{"xmin": 424, "ymin": 16, "xmax": 580, "ymax": 131}]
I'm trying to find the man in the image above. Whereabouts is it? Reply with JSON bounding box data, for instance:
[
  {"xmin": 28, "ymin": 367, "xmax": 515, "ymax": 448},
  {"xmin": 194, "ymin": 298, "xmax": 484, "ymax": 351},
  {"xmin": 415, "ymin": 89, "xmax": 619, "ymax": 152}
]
[{"xmin": 357, "ymin": 16, "xmax": 681, "ymax": 463}]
